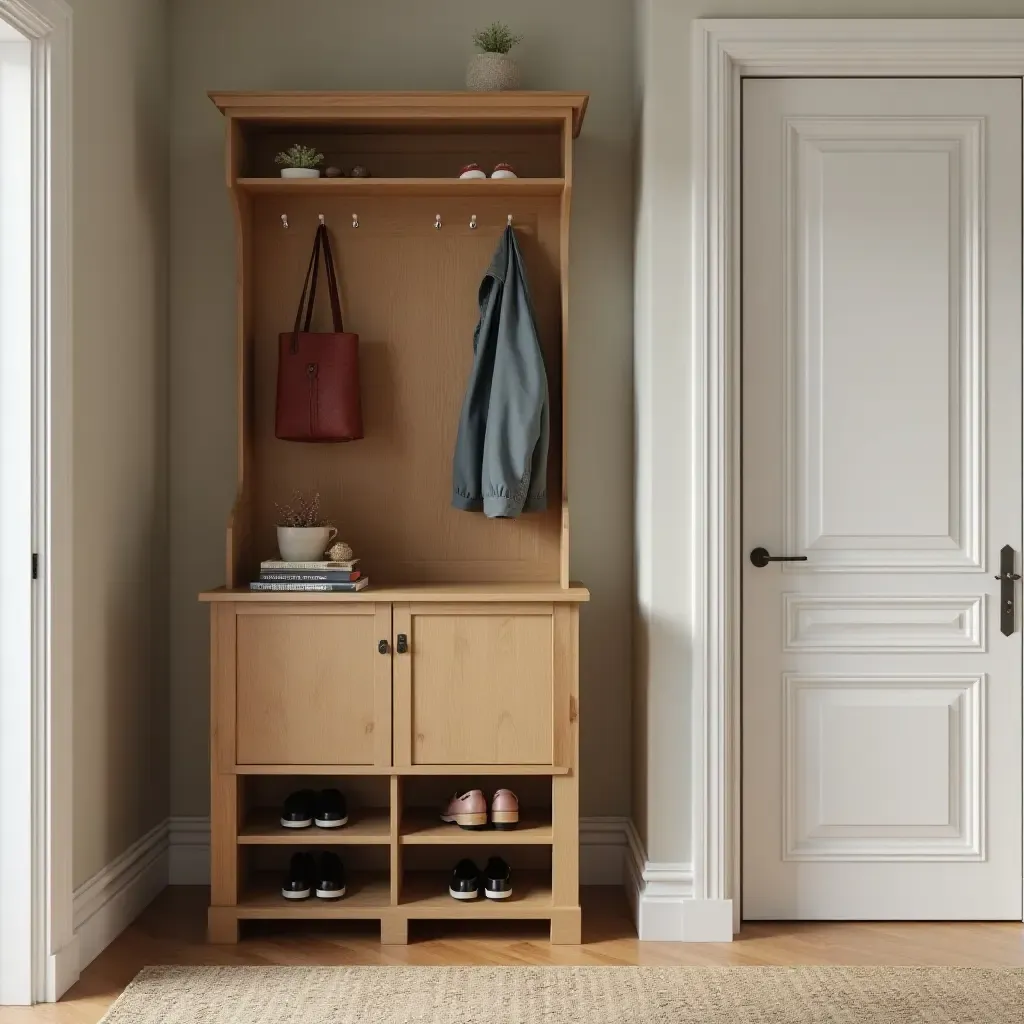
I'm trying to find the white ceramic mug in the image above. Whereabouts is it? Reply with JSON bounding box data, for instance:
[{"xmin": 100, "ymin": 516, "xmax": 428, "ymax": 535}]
[{"xmin": 276, "ymin": 525, "xmax": 338, "ymax": 562}]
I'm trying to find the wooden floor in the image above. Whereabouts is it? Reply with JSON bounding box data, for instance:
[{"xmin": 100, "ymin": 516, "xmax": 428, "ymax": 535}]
[{"xmin": 5, "ymin": 885, "xmax": 1024, "ymax": 1022}]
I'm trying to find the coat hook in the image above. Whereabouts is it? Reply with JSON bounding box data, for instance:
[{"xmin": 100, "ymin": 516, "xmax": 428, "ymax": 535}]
[
  {"xmin": 434, "ymin": 213, "xmax": 442, "ymax": 230},
  {"xmin": 470, "ymin": 214, "xmax": 478, "ymax": 230},
  {"xmin": 318, "ymin": 213, "xmax": 326, "ymax": 226},
  {"xmin": 352, "ymin": 213, "xmax": 359, "ymax": 229},
  {"xmin": 507, "ymin": 214, "xmax": 513, "ymax": 227},
  {"xmin": 281, "ymin": 213, "xmax": 289, "ymax": 229}
]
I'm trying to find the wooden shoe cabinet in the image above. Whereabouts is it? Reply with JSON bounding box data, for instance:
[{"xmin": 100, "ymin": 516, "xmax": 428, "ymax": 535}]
[{"xmin": 199, "ymin": 92, "xmax": 589, "ymax": 945}]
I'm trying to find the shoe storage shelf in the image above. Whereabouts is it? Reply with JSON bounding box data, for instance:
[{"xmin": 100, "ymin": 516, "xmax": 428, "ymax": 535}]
[{"xmin": 200, "ymin": 92, "xmax": 589, "ymax": 945}]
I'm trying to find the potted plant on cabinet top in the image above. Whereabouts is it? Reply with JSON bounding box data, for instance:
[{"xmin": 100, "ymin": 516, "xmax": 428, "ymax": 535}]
[
  {"xmin": 275, "ymin": 491, "xmax": 338, "ymax": 561},
  {"xmin": 275, "ymin": 144, "xmax": 325, "ymax": 179},
  {"xmin": 467, "ymin": 22, "xmax": 523, "ymax": 91}
]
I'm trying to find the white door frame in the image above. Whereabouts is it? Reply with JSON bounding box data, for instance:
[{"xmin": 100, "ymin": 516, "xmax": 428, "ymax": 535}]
[
  {"xmin": 692, "ymin": 18, "xmax": 1024, "ymax": 931},
  {"xmin": 0, "ymin": 0, "xmax": 73, "ymax": 1003}
]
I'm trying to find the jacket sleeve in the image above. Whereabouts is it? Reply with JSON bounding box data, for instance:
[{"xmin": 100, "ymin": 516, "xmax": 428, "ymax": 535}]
[
  {"xmin": 479, "ymin": 240, "xmax": 549, "ymax": 518},
  {"xmin": 451, "ymin": 273, "xmax": 501, "ymax": 512}
]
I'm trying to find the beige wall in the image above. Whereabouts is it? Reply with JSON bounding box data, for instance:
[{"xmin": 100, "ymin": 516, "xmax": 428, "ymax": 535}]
[
  {"xmin": 168, "ymin": 1, "xmax": 636, "ymax": 820},
  {"xmin": 634, "ymin": 2, "xmax": 1024, "ymax": 868},
  {"xmin": 71, "ymin": 0, "xmax": 170, "ymax": 887}
]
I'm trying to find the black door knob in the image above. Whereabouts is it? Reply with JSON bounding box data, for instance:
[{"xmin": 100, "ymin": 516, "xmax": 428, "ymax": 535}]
[
  {"xmin": 750, "ymin": 547, "xmax": 808, "ymax": 568},
  {"xmin": 378, "ymin": 639, "xmax": 389, "ymax": 655}
]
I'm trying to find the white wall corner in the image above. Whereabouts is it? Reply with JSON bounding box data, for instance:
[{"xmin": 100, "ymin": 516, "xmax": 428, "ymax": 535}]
[
  {"xmin": 625, "ymin": 821, "xmax": 732, "ymax": 941},
  {"xmin": 72, "ymin": 819, "xmax": 169, "ymax": 972},
  {"xmin": 168, "ymin": 815, "xmax": 631, "ymax": 887}
]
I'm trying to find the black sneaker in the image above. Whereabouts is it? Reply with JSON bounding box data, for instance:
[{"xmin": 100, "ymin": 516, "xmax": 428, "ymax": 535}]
[
  {"xmin": 280, "ymin": 789, "xmax": 315, "ymax": 829},
  {"xmin": 448, "ymin": 858, "xmax": 481, "ymax": 901},
  {"xmin": 315, "ymin": 788, "xmax": 348, "ymax": 829},
  {"xmin": 281, "ymin": 852, "xmax": 315, "ymax": 900},
  {"xmin": 315, "ymin": 852, "xmax": 346, "ymax": 900},
  {"xmin": 483, "ymin": 857, "xmax": 512, "ymax": 900}
]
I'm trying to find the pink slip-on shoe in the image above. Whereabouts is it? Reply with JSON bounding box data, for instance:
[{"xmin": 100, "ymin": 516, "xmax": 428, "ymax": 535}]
[
  {"xmin": 491, "ymin": 789, "xmax": 519, "ymax": 830},
  {"xmin": 441, "ymin": 790, "xmax": 488, "ymax": 830}
]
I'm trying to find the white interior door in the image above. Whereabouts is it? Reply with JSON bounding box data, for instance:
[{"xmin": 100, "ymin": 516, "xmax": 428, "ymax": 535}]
[{"xmin": 742, "ymin": 78, "xmax": 1023, "ymax": 920}]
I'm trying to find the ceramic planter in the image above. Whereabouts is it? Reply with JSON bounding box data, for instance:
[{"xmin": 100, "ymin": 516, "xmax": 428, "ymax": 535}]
[
  {"xmin": 466, "ymin": 53, "xmax": 521, "ymax": 91},
  {"xmin": 280, "ymin": 167, "xmax": 321, "ymax": 179},
  {"xmin": 277, "ymin": 525, "xmax": 338, "ymax": 562}
]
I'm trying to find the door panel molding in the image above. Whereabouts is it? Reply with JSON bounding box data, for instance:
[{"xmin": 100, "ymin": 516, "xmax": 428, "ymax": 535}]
[
  {"xmin": 782, "ymin": 674, "xmax": 985, "ymax": 862},
  {"xmin": 783, "ymin": 594, "xmax": 986, "ymax": 652},
  {"xmin": 690, "ymin": 18, "xmax": 1024, "ymax": 929},
  {"xmin": 784, "ymin": 116, "xmax": 984, "ymax": 572}
]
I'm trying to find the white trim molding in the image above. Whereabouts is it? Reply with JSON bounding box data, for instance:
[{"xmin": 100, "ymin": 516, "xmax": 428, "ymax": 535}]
[
  {"xmin": 168, "ymin": 815, "xmax": 633, "ymax": 887},
  {"xmin": 624, "ymin": 821, "xmax": 731, "ymax": 941},
  {"xmin": 691, "ymin": 17, "xmax": 1024, "ymax": 932},
  {"xmin": 72, "ymin": 820, "xmax": 168, "ymax": 974},
  {"xmin": 0, "ymin": 0, "xmax": 73, "ymax": 1004}
]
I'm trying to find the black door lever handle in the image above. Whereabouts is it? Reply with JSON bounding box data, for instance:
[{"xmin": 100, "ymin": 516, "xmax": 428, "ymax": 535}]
[{"xmin": 750, "ymin": 547, "xmax": 808, "ymax": 569}]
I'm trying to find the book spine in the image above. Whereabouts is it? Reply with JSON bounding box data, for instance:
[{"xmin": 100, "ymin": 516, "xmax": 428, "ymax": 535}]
[
  {"xmin": 260, "ymin": 561, "xmax": 357, "ymax": 571},
  {"xmin": 249, "ymin": 581, "xmax": 366, "ymax": 592},
  {"xmin": 259, "ymin": 573, "xmax": 359, "ymax": 582}
]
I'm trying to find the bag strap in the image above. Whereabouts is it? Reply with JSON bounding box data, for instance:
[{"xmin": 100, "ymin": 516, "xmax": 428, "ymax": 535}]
[{"xmin": 291, "ymin": 224, "xmax": 344, "ymax": 352}]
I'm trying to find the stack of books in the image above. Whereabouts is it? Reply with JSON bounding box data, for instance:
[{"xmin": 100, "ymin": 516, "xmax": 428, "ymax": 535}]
[{"xmin": 249, "ymin": 559, "xmax": 369, "ymax": 593}]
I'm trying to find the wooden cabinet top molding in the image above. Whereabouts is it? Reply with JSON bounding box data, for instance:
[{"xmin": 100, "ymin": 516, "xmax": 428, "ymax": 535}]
[
  {"xmin": 208, "ymin": 90, "xmax": 590, "ymax": 137},
  {"xmin": 200, "ymin": 582, "xmax": 591, "ymax": 603}
]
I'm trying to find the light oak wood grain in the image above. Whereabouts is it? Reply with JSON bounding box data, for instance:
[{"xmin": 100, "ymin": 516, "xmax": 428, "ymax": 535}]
[
  {"xmin": 235, "ymin": 610, "xmax": 379, "ymax": 765},
  {"xmin": 406, "ymin": 605, "xmax": 554, "ymax": 765},
  {"xmin": 208, "ymin": 91, "xmax": 589, "ymax": 138},
  {"xmin": 236, "ymin": 178, "xmax": 566, "ymax": 197},
  {"xmin": 201, "ymin": 584, "xmax": 590, "ymax": 603}
]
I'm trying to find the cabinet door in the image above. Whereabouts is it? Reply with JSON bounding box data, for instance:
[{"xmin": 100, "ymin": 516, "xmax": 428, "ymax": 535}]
[
  {"xmin": 234, "ymin": 604, "xmax": 392, "ymax": 766},
  {"xmin": 393, "ymin": 603, "xmax": 571, "ymax": 766}
]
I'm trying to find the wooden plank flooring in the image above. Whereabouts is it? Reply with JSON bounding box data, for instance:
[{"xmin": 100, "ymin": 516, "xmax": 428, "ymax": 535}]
[{"xmin": 4, "ymin": 885, "xmax": 1024, "ymax": 1022}]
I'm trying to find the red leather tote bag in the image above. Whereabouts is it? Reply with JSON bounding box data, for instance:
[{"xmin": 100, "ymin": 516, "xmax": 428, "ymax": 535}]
[{"xmin": 276, "ymin": 224, "xmax": 364, "ymax": 442}]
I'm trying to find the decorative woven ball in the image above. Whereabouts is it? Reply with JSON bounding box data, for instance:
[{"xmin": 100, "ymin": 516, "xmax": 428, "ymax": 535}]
[
  {"xmin": 350, "ymin": 165, "xmax": 370, "ymax": 178},
  {"xmin": 325, "ymin": 166, "xmax": 344, "ymax": 178},
  {"xmin": 327, "ymin": 541, "xmax": 354, "ymax": 562}
]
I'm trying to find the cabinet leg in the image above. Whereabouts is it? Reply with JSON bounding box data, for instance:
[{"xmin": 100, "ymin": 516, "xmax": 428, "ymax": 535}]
[
  {"xmin": 381, "ymin": 914, "xmax": 409, "ymax": 945},
  {"xmin": 208, "ymin": 907, "xmax": 240, "ymax": 944},
  {"xmin": 550, "ymin": 908, "xmax": 581, "ymax": 945}
]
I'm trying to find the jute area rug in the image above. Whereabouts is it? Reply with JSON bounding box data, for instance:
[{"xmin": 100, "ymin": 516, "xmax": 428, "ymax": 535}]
[{"xmin": 99, "ymin": 964, "xmax": 1024, "ymax": 1023}]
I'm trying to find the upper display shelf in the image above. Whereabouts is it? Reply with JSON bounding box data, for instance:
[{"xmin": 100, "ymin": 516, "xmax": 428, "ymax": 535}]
[
  {"xmin": 234, "ymin": 177, "xmax": 566, "ymax": 196},
  {"xmin": 208, "ymin": 91, "xmax": 590, "ymax": 137}
]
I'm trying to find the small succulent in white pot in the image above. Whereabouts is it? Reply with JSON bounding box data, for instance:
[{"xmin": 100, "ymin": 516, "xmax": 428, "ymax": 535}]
[
  {"xmin": 467, "ymin": 22, "xmax": 523, "ymax": 91},
  {"xmin": 274, "ymin": 144, "xmax": 325, "ymax": 179},
  {"xmin": 275, "ymin": 491, "xmax": 337, "ymax": 561}
]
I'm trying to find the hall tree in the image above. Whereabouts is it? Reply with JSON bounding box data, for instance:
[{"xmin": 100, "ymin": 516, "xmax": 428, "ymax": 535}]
[{"xmin": 200, "ymin": 91, "xmax": 590, "ymax": 944}]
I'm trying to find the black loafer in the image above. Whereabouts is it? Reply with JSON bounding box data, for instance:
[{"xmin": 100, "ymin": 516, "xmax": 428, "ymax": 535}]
[
  {"xmin": 483, "ymin": 857, "xmax": 512, "ymax": 900},
  {"xmin": 316, "ymin": 852, "xmax": 346, "ymax": 899},
  {"xmin": 280, "ymin": 789, "xmax": 315, "ymax": 829},
  {"xmin": 315, "ymin": 788, "xmax": 348, "ymax": 829},
  {"xmin": 281, "ymin": 852, "xmax": 315, "ymax": 900},
  {"xmin": 448, "ymin": 858, "xmax": 481, "ymax": 901}
]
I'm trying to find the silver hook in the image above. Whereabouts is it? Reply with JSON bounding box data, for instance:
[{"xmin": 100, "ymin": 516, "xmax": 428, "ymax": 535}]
[
  {"xmin": 318, "ymin": 213, "xmax": 326, "ymax": 226},
  {"xmin": 469, "ymin": 214, "xmax": 478, "ymax": 230},
  {"xmin": 507, "ymin": 214, "xmax": 513, "ymax": 227},
  {"xmin": 351, "ymin": 213, "xmax": 359, "ymax": 229},
  {"xmin": 434, "ymin": 213, "xmax": 442, "ymax": 230},
  {"xmin": 281, "ymin": 213, "xmax": 289, "ymax": 229}
]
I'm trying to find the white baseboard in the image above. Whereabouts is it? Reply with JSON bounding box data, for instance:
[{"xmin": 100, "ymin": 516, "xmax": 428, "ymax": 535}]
[
  {"xmin": 168, "ymin": 815, "xmax": 631, "ymax": 886},
  {"xmin": 625, "ymin": 821, "xmax": 733, "ymax": 941},
  {"xmin": 45, "ymin": 936, "xmax": 80, "ymax": 1002},
  {"xmin": 72, "ymin": 819, "xmax": 169, "ymax": 971}
]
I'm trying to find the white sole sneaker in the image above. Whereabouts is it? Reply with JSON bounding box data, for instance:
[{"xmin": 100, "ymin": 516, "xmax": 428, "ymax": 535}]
[
  {"xmin": 314, "ymin": 816, "xmax": 349, "ymax": 828},
  {"xmin": 484, "ymin": 889, "xmax": 512, "ymax": 900},
  {"xmin": 449, "ymin": 887, "xmax": 480, "ymax": 900},
  {"xmin": 315, "ymin": 887, "xmax": 347, "ymax": 900},
  {"xmin": 280, "ymin": 818, "xmax": 312, "ymax": 828},
  {"xmin": 281, "ymin": 887, "xmax": 311, "ymax": 900}
]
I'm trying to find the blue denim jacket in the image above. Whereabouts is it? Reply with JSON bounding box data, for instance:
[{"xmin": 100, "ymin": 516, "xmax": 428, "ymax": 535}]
[{"xmin": 451, "ymin": 226, "xmax": 549, "ymax": 518}]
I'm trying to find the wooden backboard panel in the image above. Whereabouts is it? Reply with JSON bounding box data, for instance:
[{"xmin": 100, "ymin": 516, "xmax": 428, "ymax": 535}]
[{"xmin": 248, "ymin": 195, "xmax": 563, "ymax": 582}]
